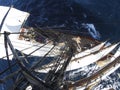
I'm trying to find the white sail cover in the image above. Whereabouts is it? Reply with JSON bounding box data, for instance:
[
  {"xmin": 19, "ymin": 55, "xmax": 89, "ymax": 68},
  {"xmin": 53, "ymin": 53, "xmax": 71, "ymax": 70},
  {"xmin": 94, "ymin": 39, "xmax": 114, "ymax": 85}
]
[{"xmin": 0, "ymin": 6, "xmax": 29, "ymax": 39}]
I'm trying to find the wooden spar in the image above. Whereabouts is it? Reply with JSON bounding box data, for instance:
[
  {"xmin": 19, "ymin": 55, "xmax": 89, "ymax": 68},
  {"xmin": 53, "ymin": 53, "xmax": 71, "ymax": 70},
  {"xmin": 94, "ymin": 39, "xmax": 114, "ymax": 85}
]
[
  {"xmin": 71, "ymin": 41, "xmax": 107, "ymax": 60},
  {"xmin": 71, "ymin": 43, "xmax": 117, "ymax": 62},
  {"xmin": 66, "ymin": 43, "xmax": 118, "ymax": 71},
  {"xmin": 67, "ymin": 54, "xmax": 120, "ymax": 89},
  {"xmin": 79, "ymin": 47, "xmax": 120, "ymax": 89},
  {"xmin": 97, "ymin": 46, "xmax": 120, "ymax": 67}
]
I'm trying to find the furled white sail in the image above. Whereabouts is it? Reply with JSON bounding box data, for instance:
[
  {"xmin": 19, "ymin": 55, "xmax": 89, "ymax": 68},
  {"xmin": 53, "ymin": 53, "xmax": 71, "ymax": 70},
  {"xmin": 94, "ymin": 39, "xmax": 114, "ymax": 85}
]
[
  {"xmin": 0, "ymin": 6, "xmax": 29, "ymax": 39},
  {"xmin": 35, "ymin": 42, "xmax": 106, "ymax": 72},
  {"xmin": 66, "ymin": 43, "xmax": 118, "ymax": 71},
  {"xmin": 72, "ymin": 41, "xmax": 107, "ymax": 60},
  {"xmin": 36, "ymin": 43, "xmax": 118, "ymax": 73}
]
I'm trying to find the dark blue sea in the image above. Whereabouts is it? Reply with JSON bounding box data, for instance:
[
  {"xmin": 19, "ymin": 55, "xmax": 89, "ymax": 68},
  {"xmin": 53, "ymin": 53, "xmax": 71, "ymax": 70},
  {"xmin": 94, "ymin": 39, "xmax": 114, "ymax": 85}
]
[
  {"xmin": 0, "ymin": 0, "xmax": 120, "ymax": 90},
  {"xmin": 0, "ymin": 0, "xmax": 120, "ymax": 42}
]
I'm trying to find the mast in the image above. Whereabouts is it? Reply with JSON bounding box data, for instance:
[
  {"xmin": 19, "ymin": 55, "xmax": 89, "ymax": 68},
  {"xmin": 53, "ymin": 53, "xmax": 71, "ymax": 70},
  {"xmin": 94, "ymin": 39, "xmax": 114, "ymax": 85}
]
[{"xmin": 43, "ymin": 36, "xmax": 77, "ymax": 89}]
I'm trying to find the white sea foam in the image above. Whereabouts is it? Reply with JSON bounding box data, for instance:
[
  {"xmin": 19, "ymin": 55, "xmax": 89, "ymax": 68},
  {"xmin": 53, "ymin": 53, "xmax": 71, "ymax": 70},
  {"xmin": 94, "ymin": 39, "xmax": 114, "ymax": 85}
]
[{"xmin": 82, "ymin": 23, "xmax": 101, "ymax": 39}]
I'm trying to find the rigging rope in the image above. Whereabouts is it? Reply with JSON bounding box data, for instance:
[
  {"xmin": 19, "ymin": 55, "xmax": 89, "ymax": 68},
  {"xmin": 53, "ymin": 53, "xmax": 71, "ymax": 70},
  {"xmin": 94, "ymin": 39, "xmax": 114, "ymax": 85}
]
[
  {"xmin": 4, "ymin": 32, "xmax": 15, "ymax": 82},
  {"xmin": 0, "ymin": 40, "xmax": 52, "ymax": 75},
  {"xmin": 0, "ymin": 6, "xmax": 12, "ymax": 32},
  {"xmin": 0, "ymin": 28, "xmax": 56, "ymax": 75},
  {"xmin": 5, "ymin": 32, "xmax": 52, "ymax": 88},
  {"xmin": 31, "ymin": 45, "xmax": 56, "ymax": 70}
]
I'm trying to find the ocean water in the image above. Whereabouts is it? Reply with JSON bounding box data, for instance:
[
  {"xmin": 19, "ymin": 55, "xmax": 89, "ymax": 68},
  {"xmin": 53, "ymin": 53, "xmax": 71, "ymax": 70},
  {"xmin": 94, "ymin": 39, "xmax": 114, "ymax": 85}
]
[
  {"xmin": 0, "ymin": 0, "xmax": 120, "ymax": 42},
  {"xmin": 0, "ymin": 0, "xmax": 120, "ymax": 90}
]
